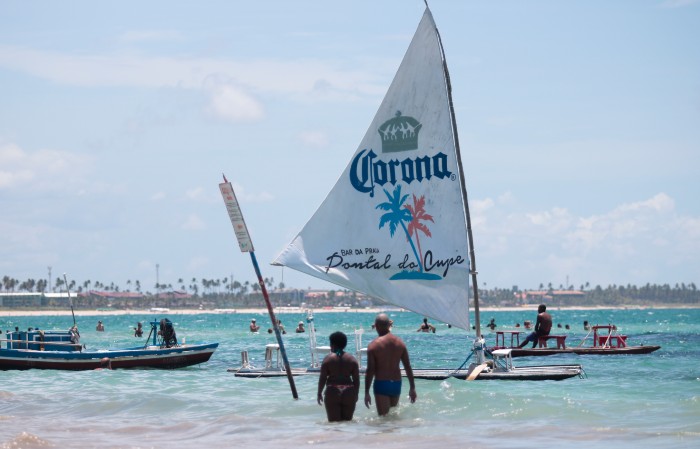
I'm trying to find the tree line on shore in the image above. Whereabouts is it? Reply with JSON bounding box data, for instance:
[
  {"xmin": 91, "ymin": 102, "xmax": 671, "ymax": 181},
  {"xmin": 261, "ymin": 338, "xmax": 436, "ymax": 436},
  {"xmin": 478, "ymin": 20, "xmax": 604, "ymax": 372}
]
[
  {"xmin": 482, "ymin": 282, "xmax": 698, "ymax": 306},
  {"xmin": 1, "ymin": 274, "xmax": 279, "ymax": 297},
  {"xmin": 1, "ymin": 275, "xmax": 698, "ymax": 308}
]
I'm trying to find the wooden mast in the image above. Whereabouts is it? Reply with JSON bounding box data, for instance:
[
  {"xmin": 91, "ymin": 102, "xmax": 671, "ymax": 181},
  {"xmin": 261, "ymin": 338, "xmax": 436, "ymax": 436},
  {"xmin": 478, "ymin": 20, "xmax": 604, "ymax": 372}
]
[{"xmin": 431, "ymin": 8, "xmax": 482, "ymax": 341}]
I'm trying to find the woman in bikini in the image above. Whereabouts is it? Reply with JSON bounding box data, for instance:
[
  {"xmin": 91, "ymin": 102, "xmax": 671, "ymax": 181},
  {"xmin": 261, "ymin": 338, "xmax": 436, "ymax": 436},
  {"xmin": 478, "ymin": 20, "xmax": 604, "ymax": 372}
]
[{"xmin": 317, "ymin": 331, "xmax": 360, "ymax": 422}]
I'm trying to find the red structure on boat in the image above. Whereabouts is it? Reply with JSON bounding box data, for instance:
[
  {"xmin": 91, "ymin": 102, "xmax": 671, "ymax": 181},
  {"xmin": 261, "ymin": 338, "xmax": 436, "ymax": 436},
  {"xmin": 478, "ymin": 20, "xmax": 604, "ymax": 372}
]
[{"xmin": 490, "ymin": 324, "xmax": 660, "ymax": 357}]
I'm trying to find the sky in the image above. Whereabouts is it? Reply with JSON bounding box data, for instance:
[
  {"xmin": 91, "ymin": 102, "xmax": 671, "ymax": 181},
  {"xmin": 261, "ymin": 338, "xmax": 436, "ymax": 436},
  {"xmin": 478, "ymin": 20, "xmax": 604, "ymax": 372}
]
[{"xmin": 1, "ymin": 0, "xmax": 698, "ymax": 294}]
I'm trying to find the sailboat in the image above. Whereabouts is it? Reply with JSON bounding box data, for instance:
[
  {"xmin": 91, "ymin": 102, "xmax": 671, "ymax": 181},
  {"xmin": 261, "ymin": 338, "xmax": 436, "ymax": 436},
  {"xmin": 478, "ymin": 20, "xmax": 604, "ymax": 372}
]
[{"xmin": 269, "ymin": 6, "xmax": 582, "ymax": 381}]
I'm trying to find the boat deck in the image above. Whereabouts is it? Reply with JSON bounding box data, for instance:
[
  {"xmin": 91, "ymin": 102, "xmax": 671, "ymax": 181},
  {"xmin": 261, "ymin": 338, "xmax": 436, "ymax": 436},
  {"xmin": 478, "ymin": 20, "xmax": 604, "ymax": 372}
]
[
  {"xmin": 230, "ymin": 365, "xmax": 583, "ymax": 381},
  {"xmin": 495, "ymin": 345, "xmax": 660, "ymax": 357}
]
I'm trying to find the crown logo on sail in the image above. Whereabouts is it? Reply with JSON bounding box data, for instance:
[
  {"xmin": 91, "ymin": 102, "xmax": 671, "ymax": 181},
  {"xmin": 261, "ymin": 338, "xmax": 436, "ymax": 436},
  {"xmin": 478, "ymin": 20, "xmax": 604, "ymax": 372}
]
[{"xmin": 378, "ymin": 111, "xmax": 422, "ymax": 153}]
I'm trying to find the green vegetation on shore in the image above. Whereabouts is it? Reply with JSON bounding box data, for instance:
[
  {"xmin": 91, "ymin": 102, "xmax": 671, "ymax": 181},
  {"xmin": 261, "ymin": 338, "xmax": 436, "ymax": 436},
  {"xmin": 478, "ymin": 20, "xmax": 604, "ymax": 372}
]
[{"xmin": 1, "ymin": 274, "xmax": 697, "ymax": 309}]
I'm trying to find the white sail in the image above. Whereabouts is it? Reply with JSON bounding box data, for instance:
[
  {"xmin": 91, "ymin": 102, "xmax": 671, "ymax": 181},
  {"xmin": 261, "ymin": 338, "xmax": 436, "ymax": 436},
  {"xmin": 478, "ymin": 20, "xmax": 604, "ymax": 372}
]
[{"xmin": 273, "ymin": 8, "xmax": 471, "ymax": 330}]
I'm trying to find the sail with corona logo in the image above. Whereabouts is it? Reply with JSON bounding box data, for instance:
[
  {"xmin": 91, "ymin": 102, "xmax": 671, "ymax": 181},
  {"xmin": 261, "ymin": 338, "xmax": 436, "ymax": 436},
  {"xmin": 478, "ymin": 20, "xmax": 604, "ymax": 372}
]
[{"xmin": 273, "ymin": 8, "xmax": 471, "ymax": 330}]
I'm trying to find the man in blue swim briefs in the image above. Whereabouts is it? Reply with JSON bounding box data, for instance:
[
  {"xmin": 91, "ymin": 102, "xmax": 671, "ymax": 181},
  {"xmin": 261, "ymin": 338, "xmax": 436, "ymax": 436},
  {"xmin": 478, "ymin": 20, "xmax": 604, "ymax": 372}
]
[{"xmin": 364, "ymin": 313, "xmax": 417, "ymax": 416}]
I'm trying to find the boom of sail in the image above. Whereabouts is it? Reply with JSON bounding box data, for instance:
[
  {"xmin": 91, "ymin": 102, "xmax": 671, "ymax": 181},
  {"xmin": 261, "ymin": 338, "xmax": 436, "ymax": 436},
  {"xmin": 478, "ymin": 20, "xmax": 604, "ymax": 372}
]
[{"xmin": 273, "ymin": 8, "xmax": 472, "ymax": 330}]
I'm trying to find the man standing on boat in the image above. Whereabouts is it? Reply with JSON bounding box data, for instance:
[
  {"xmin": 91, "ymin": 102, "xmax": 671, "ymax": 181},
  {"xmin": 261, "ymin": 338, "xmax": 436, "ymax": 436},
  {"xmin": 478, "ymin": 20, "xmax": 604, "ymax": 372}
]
[
  {"xmin": 517, "ymin": 304, "xmax": 552, "ymax": 348},
  {"xmin": 365, "ymin": 313, "xmax": 417, "ymax": 416}
]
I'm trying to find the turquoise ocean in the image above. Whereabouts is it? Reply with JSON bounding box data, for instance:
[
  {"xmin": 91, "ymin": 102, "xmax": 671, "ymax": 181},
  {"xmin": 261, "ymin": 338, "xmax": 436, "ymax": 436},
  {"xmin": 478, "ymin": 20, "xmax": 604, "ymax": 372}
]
[{"xmin": 1, "ymin": 307, "xmax": 699, "ymax": 449}]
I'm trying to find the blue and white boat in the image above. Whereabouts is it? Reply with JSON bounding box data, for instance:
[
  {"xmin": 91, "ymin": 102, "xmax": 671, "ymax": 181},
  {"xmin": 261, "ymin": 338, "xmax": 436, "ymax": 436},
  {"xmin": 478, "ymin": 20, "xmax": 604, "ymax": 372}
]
[{"xmin": 0, "ymin": 319, "xmax": 218, "ymax": 370}]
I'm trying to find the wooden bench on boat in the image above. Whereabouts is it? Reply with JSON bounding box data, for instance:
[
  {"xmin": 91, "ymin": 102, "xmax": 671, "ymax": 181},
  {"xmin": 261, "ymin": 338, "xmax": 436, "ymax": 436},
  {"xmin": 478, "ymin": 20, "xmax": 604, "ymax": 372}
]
[
  {"xmin": 495, "ymin": 331, "xmax": 521, "ymax": 348},
  {"xmin": 538, "ymin": 335, "xmax": 567, "ymax": 349}
]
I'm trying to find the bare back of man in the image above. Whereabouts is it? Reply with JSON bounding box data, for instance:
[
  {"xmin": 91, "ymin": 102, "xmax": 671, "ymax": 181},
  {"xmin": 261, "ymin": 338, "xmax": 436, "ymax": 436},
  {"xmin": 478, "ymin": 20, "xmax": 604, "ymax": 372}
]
[{"xmin": 365, "ymin": 313, "xmax": 416, "ymax": 416}]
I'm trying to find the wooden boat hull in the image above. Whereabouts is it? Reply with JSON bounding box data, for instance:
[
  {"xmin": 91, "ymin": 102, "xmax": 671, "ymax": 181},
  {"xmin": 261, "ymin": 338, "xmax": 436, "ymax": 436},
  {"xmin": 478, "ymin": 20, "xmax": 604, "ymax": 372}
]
[
  {"xmin": 570, "ymin": 345, "xmax": 660, "ymax": 355},
  {"xmin": 500, "ymin": 345, "xmax": 660, "ymax": 358},
  {"xmin": 0, "ymin": 343, "xmax": 218, "ymax": 370},
  {"xmin": 230, "ymin": 365, "xmax": 583, "ymax": 381}
]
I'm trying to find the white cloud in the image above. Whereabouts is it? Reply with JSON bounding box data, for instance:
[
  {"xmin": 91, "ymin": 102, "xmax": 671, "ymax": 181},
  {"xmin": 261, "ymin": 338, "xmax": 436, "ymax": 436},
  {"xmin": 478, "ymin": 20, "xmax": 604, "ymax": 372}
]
[
  {"xmin": 230, "ymin": 182, "xmax": 274, "ymax": 203},
  {"xmin": 182, "ymin": 214, "xmax": 206, "ymax": 231},
  {"xmin": 471, "ymin": 192, "xmax": 700, "ymax": 288},
  {"xmin": 497, "ymin": 191, "xmax": 514, "ymax": 204},
  {"xmin": 205, "ymin": 82, "xmax": 264, "ymax": 123},
  {"xmin": 0, "ymin": 142, "xmax": 91, "ymax": 191},
  {"xmin": 151, "ymin": 192, "xmax": 166, "ymax": 201},
  {"xmin": 564, "ymin": 193, "xmax": 676, "ymax": 254},
  {"xmin": 473, "ymin": 198, "xmax": 495, "ymax": 212},
  {"xmin": 0, "ymin": 44, "xmax": 384, "ymax": 101},
  {"xmin": 185, "ymin": 187, "xmax": 209, "ymax": 201}
]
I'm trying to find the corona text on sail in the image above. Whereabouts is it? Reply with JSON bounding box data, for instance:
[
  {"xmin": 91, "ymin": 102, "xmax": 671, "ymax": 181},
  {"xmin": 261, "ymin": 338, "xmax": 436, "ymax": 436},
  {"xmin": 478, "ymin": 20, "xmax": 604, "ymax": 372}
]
[{"xmin": 349, "ymin": 149, "xmax": 453, "ymax": 197}]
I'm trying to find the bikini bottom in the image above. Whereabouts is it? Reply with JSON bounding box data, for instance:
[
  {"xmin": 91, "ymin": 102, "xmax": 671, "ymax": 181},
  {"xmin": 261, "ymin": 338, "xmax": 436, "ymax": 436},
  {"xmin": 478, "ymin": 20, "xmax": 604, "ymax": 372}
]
[{"xmin": 326, "ymin": 384, "xmax": 355, "ymax": 395}]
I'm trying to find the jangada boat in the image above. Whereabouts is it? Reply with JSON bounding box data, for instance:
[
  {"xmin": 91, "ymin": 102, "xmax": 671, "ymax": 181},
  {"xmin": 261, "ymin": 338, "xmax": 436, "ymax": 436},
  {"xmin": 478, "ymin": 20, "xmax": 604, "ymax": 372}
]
[
  {"xmin": 491, "ymin": 324, "xmax": 661, "ymax": 358},
  {"xmin": 263, "ymin": 6, "xmax": 583, "ymax": 381},
  {"xmin": 0, "ymin": 318, "xmax": 218, "ymax": 370},
  {"xmin": 231, "ymin": 312, "xmax": 582, "ymax": 381}
]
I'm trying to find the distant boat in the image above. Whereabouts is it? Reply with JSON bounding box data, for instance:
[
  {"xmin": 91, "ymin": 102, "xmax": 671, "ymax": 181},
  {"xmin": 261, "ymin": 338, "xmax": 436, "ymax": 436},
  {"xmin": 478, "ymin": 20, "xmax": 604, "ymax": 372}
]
[
  {"xmin": 0, "ymin": 319, "xmax": 218, "ymax": 370},
  {"xmin": 270, "ymin": 5, "xmax": 582, "ymax": 381},
  {"xmin": 492, "ymin": 324, "xmax": 660, "ymax": 357},
  {"xmin": 150, "ymin": 307, "xmax": 170, "ymax": 313}
]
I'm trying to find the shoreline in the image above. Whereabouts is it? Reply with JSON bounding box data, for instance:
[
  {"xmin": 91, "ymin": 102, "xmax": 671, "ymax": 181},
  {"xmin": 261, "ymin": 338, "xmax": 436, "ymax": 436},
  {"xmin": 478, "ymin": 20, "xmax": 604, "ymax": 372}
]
[{"xmin": 0, "ymin": 304, "xmax": 697, "ymax": 317}]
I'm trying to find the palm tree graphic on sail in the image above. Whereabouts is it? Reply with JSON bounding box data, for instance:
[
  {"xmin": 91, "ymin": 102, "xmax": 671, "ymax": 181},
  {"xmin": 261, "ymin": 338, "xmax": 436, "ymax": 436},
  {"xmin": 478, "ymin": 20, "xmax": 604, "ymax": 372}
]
[
  {"xmin": 376, "ymin": 185, "xmax": 441, "ymax": 281},
  {"xmin": 405, "ymin": 193, "xmax": 434, "ymax": 265}
]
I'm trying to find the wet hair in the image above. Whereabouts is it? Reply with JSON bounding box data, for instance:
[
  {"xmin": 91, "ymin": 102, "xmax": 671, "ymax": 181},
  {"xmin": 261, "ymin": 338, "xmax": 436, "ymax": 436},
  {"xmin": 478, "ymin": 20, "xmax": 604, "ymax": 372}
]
[
  {"xmin": 538, "ymin": 304, "xmax": 547, "ymax": 312},
  {"xmin": 329, "ymin": 331, "xmax": 347, "ymax": 350}
]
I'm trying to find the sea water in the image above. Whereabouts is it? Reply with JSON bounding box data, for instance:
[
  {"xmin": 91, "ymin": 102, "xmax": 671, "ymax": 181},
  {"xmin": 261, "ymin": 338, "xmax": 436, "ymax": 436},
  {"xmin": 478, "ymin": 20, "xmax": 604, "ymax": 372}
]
[{"xmin": 1, "ymin": 308, "xmax": 698, "ymax": 449}]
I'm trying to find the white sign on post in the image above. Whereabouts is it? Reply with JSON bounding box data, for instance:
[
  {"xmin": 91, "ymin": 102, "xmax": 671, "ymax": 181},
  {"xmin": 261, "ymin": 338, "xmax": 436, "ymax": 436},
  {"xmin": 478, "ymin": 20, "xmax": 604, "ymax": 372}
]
[{"xmin": 219, "ymin": 181, "xmax": 254, "ymax": 253}]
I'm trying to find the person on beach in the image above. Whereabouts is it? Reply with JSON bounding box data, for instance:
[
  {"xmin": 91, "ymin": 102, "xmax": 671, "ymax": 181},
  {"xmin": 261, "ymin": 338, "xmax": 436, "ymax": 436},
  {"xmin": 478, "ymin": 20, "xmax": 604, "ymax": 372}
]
[
  {"xmin": 416, "ymin": 317, "xmax": 436, "ymax": 333},
  {"xmin": 134, "ymin": 322, "xmax": 143, "ymax": 337},
  {"xmin": 250, "ymin": 319, "xmax": 260, "ymax": 332},
  {"xmin": 96, "ymin": 321, "xmax": 104, "ymax": 332},
  {"xmin": 365, "ymin": 313, "xmax": 417, "ymax": 416},
  {"xmin": 517, "ymin": 304, "xmax": 552, "ymax": 349},
  {"xmin": 317, "ymin": 331, "xmax": 360, "ymax": 422},
  {"xmin": 295, "ymin": 321, "xmax": 305, "ymax": 333}
]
